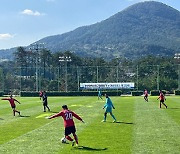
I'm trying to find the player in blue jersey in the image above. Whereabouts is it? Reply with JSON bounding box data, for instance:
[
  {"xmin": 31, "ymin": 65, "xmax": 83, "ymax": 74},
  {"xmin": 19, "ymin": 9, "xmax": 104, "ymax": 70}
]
[
  {"xmin": 98, "ymin": 89, "xmax": 103, "ymax": 100},
  {"xmin": 102, "ymin": 94, "xmax": 116, "ymax": 122}
]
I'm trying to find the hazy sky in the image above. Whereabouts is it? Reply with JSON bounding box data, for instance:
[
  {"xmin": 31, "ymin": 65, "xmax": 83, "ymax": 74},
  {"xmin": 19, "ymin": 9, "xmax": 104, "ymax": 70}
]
[{"xmin": 0, "ymin": 0, "xmax": 179, "ymax": 49}]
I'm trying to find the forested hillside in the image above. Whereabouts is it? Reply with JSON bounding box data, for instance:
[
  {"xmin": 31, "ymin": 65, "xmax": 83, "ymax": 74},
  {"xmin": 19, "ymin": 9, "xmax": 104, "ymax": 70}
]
[{"xmin": 38, "ymin": 1, "xmax": 180, "ymax": 59}]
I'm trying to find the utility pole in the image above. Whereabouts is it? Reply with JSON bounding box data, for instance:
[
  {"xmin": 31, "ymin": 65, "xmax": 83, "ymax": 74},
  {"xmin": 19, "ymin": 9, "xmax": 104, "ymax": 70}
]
[
  {"xmin": 116, "ymin": 65, "xmax": 119, "ymax": 83},
  {"xmin": 136, "ymin": 65, "xmax": 139, "ymax": 91},
  {"xmin": 77, "ymin": 66, "xmax": 80, "ymax": 91},
  {"xmin": 59, "ymin": 56, "xmax": 72, "ymax": 92},
  {"xmin": 157, "ymin": 65, "xmax": 160, "ymax": 91},
  {"xmin": 96, "ymin": 66, "xmax": 99, "ymax": 83},
  {"xmin": 30, "ymin": 43, "xmax": 44, "ymax": 92},
  {"xmin": 174, "ymin": 53, "xmax": 180, "ymax": 90}
]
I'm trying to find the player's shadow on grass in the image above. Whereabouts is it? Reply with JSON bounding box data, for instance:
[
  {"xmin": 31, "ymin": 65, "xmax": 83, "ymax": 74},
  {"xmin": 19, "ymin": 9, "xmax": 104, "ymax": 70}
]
[
  {"xmin": 167, "ymin": 107, "xmax": 180, "ymax": 110},
  {"xmin": 73, "ymin": 146, "xmax": 107, "ymax": 151},
  {"xmin": 0, "ymin": 118, "xmax": 4, "ymax": 120},
  {"xmin": 50, "ymin": 111, "xmax": 59, "ymax": 113},
  {"xmin": 115, "ymin": 121, "xmax": 133, "ymax": 125},
  {"xmin": 19, "ymin": 115, "xmax": 31, "ymax": 118}
]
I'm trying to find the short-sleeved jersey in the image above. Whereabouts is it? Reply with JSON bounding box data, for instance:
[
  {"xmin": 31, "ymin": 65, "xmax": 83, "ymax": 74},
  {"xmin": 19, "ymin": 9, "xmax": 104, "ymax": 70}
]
[
  {"xmin": 144, "ymin": 90, "xmax": 148, "ymax": 96},
  {"xmin": 158, "ymin": 93, "xmax": 165, "ymax": 101},
  {"xmin": 2, "ymin": 98, "xmax": 17, "ymax": 107},
  {"xmin": 50, "ymin": 109, "xmax": 82, "ymax": 128},
  {"xmin": 104, "ymin": 97, "xmax": 114, "ymax": 109},
  {"xmin": 42, "ymin": 94, "xmax": 47, "ymax": 103}
]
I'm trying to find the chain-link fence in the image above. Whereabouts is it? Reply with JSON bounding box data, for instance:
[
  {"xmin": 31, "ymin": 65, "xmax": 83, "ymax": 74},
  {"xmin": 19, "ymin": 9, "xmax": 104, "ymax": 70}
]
[{"xmin": 0, "ymin": 64, "xmax": 179, "ymax": 94}]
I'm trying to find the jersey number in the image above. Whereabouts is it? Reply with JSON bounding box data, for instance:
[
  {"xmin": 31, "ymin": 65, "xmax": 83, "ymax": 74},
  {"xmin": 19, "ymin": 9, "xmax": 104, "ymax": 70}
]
[{"xmin": 65, "ymin": 112, "xmax": 73, "ymax": 120}]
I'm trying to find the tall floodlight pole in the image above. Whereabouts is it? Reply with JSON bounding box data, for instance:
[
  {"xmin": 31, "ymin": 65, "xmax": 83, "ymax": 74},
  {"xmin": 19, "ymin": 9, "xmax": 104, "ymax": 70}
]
[
  {"xmin": 30, "ymin": 43, "xmax": 44, "ymax": 92},
  {"xmin": 174, "ymin": 53, "xmax": 180, "ymax": 90},
  {"xmin": 116, "ymin": 66, "xmax": 119, "ymax": 83},
  {"xmin": 136, "ymin": 65, "xmax": 139, "ymax": 91},
  {"xmin": 58, "ymin": 66, "xmax": 60, "ymax": 91},
  {"xmin": 96, "ymin": 66, "xmax": 99, "ymax": 83},
  {"xmin": 157, "ymin": 65, "xmax": 160, "ymax": 91},
  {"xmin": 77, "ymin": 66, "xmax": 80, "ymax": 91},
  {"xmin": 59, "ymin": 56, "xmax": 72, "ymax": 92}
]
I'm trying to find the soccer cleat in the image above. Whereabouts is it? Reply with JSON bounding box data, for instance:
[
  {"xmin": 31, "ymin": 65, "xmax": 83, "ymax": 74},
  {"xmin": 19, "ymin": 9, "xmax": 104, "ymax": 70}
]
[
  {"xmin": 75, "ymin": 144, "xmax": 79, "ymax": 147},
  {"xmin": 113, "ymin": 120, "xmax": 117, "ymax": 123},
  {"xmin": 101, "ymin": 120, "xmax": 106, "ymax": 122},
  {"xmin": 72, "ymin": 141, "xmax": 75, "ymax": 147}
]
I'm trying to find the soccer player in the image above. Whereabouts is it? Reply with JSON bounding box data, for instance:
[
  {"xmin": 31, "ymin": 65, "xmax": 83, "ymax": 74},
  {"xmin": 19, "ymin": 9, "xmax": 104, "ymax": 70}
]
[
  {"xmin": 42, "ymin": 91, "xmax": 50, "ymax": 112},
  {"xmin": 157, "ymin": 90, "xmax": 167, "ymax": 108},
  {"xmin": 144, "ymin": 89, "xmax": 148, "ymax": 102},
  {"xmin": 102, "ymin": 94, "xmax": 116, "ymax": 122},
  {"xmin": 1, "ymin": 95, "xmax": 21, "ymax": 116},
  {"xmin": 47, "ymin": 105, "xmax": 84, "ymax": 146},
  {"xmin": 98, "ymin": 89, "xmax": 103, "ymax": 100}
]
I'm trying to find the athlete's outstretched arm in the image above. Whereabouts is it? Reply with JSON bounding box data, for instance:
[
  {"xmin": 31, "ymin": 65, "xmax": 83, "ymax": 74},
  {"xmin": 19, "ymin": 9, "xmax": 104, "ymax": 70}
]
[
  {"xmin": 14, "ymin": 99, "xmax": 21, "ymax": 104},
  {"xmin": 48, "ymin": 112, "xmax": 62, "ymax": 119},
  {"xmin": 1, "ymin": 98, "xmax": 9, "ymax": 101},
  {"xmin": 72, "ymin": 112, "xmax": 84, "ymax": 123}
]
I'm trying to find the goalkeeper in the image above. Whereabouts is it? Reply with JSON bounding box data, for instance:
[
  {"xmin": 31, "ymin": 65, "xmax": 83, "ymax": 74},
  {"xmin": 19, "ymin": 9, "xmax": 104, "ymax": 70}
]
[{"xmin": 102, "ymin": 94, "xmax": 116, "ymax": 123}]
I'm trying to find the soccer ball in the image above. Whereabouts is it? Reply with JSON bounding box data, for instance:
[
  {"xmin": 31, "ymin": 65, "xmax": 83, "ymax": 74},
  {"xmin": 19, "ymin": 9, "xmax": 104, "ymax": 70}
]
[{"xmin": 61, "ymin": 137, "xmax": 67, "ymax": 143}]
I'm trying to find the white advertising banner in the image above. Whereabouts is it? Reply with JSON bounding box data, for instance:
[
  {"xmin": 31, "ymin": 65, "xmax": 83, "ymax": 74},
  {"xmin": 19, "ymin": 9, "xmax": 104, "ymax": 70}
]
[{"xmin": 80, "ymin": 82, "xmax": 134, "ymax": 90}]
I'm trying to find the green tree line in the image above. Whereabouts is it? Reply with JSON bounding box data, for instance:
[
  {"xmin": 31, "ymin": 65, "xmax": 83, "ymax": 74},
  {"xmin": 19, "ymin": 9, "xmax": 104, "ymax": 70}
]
[{"xmin": 0, "ymin": 46, "xmax": 179, "ymax": 94}]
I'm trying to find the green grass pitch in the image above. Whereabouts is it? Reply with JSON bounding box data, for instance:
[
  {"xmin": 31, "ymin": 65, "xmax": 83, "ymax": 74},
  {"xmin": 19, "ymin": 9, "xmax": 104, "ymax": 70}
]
[{"xmin": 0, "ymin": 96, "xmax": 179, "ymax": 154}]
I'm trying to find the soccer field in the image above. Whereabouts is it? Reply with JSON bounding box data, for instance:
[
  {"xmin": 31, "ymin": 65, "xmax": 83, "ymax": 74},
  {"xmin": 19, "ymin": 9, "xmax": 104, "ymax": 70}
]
[{"xmin": 0, "ymin": 96, "xmax": 179, "ymax": 154}]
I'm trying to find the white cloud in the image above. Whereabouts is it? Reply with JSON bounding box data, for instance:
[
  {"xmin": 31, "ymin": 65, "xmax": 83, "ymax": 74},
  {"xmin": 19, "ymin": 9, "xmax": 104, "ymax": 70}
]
[
  {"xmin": 21, "ymin": 9, "xmax": 45, "ymax": 16},
  {"xmin": 0, "ymin": 33, "xmax": 14, "ymax": 40}
]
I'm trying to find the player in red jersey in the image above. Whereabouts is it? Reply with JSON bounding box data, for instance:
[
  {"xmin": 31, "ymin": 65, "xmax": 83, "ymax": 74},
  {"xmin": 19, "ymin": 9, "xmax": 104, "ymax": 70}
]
[
  {"xmin": 1, "ymin": 95, "xmax": 21, "ymax": 116},
  {"xmin": 144, "ymin": 89, "xmax": 148, "ymax": 102},
  {"xmin": 157, "ymin": 91, "xmax": 167, "ymax": 108},
  {"xmin": 47, "ymin": 105, "xmax": 84, "ymax": 146}
]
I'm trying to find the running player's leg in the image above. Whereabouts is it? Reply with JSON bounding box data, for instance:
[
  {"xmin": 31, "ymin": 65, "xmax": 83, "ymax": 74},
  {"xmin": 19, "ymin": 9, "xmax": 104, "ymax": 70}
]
[
  {"xmin": 65, "ymin": 127, "xmax": 73, "ymax": 142},
  {"xmin": 103, "ymin": 112, "xmax": 107, "ymax": 122},
  {"xmin": 12, "ymin": 107, "xmax": 20, "ymax": 116},
  {"xmin": 72, "ymin": 133, "xmax": 78, "ymax": 145},
  {"xmin": 144, "ymin": 96, "xmax": 146, "ymax": 101},
  {"xmin": 160, "ymin": 101, "xmax": 162, "ymax": 108},
  {"xmin": 162, "ymin": 101, "xmax": 167, "ymax": 108},
  {"xmin": 13, "ymin": 109, "xmax": 15, "ymax": 116},
  {"xmin": 14, "ymin": 109, "xmax": 20, "ymax": 115},
  {"xmin": 110, "ymin": 112, "xmax": 116, "ymax": 122},
  {"xmin": 71, "ymin": 126, "xmax": 78, "ymax": 145},
  {"xmin": 46, "ymin": 105, "xmax": 50, "ymax": 111},
  {"xmin": 43, "ymin": 105, "xmax": 46, "ymax": 112}
]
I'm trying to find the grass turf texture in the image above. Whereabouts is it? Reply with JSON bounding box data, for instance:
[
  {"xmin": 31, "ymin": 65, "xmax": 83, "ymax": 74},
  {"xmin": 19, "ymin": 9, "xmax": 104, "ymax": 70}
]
[{"xmin": 0, "ymin": 96, "xmax": 179, "ymax": 154}]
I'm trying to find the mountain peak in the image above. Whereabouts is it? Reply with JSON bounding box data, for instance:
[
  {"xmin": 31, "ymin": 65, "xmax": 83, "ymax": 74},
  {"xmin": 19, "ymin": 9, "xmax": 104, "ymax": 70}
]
[
  {"xmin": 122, "ymin": 1, "xmax": 180, "ymax": 20},
  {"xmin": 1, "ymin": 1, "xmax": 180, "ymax": 60}
]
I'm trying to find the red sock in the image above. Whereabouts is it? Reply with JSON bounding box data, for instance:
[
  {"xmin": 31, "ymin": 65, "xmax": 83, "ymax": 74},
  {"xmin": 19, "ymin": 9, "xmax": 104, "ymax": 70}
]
[
  {"xmin": 65, "ymin": 136, "xmax": 73, "ymax": 141},
  {"xmin": 73, "ymin": 134, "xmax": 78, "ymax": 144}
]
